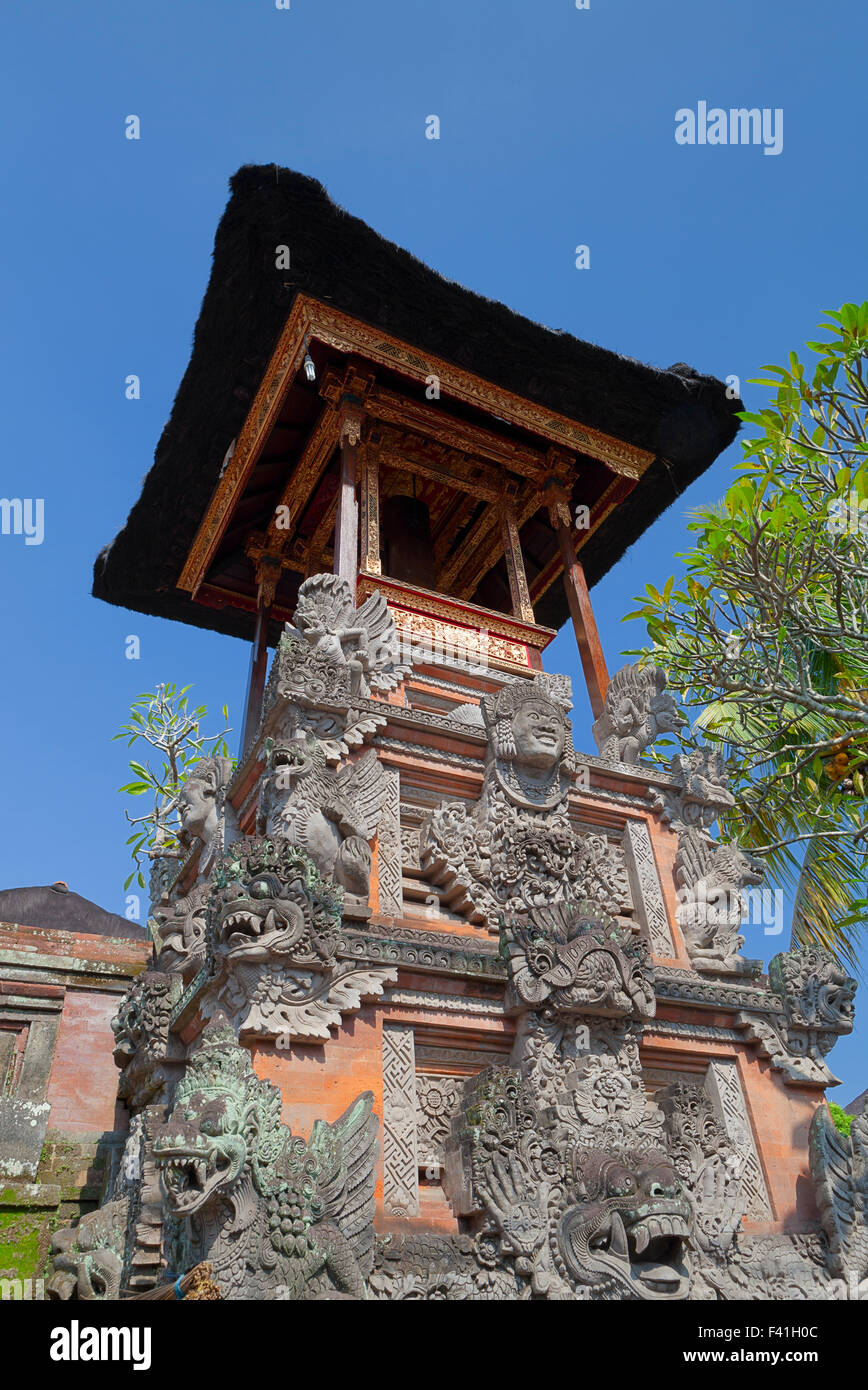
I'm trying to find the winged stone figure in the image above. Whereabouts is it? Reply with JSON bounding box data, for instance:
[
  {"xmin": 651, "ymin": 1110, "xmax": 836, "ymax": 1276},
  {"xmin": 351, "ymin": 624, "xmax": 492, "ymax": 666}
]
[
  {"xmin": 287, "ymin": 573, "xmax": 411, "ymax": 696},
  {"xmin": 674, "ymin": 829, "xmax": 762, "ymax": 971},
  {"xmin": 259, "ymin": 742, "xmax": 388, "ymax": 899},
  {"xmin": 809, "ymin": 1099, "xmax": 868, "ymax": 1295},
  {"xmin": 154, "ymin": 1014, "xmax": 379, "ymax": 1299}
]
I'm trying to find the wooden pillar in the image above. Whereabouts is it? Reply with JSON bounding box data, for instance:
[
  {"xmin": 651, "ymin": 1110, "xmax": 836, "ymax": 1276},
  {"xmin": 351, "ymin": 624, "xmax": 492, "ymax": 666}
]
[
  {"xmin": 547, "ymin": 490, "xmax": 609, "ymax": 719},
  {"xmin": 334, "ymin": 409, "xmax": 361, "ymax": 588},
  {"xmin": 241, "ymin": 593, "xmax": 273, "ymax": 754},
  {"xmin": 499, "ymin": 501, "xmax": 534, "ymax": 623},
  {"xmin": 359, "ymin": 443, "xmax": 382, "ymax": 576}
]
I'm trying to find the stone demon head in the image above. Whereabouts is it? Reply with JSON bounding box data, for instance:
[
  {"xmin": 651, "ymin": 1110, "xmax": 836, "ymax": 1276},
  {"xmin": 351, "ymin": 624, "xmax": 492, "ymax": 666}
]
[
  {"xmin": 151, "ymin": 883, "xmax": 210, "ymax": 976},
  {"xmin": 770, "ymin": 946, "xmax": 857, "ymax": 1038},
  {"xmin": 111, "ymin": 970, "xmax": 182, "ymax": 1109},
  {"xmin": 454, "ymin": 1068, "xmax": 691, "ymax": 1300},
  {"xmin": 502, "ymin": 901, "xmax": 654, "ymax": 1019},
  {"xmin": 558, "ymin": 1146, "xmax": 692, "ymax": 1299},
  {"xmin": 154, "ymin": 1014, "xmax": 283, "ymax": 1219},
  {"xmin": 210, "ymin": 837, "xmax": 342, "ymax": 971}
]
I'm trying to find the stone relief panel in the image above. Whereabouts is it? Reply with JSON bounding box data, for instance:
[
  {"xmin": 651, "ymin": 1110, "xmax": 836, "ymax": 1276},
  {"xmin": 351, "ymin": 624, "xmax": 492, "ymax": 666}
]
[
  {"xmin": 377, "ymin": 767, "xmax": 404, "ymax": 917},
  {"xmin": 421, "ymin": 674, "xmax": 631, "ymax": 931},
  {"xmin": 704, "ymin": 1058, "xmax": 772, "ymax": 1222},
  {"xmin": 382, "ymin": 1024, "xmax": 420, "ymax": 1219},
  {"xmin": 416, "ymin": 1073, "xmax": 462, "ymax": 1171},
  {"xmin": 622, "ymin": 818, "xmax": 674, "ymax": 957}
]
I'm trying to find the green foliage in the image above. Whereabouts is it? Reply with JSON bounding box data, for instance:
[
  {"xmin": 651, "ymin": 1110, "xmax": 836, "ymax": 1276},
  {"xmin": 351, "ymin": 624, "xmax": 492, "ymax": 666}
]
[
  {"xmin": 629, "ymin": 304, "xmax": 868, "ymax": 971},
  {"xmin": 114, "ymin": 683, "xmax": 232, "ymax": 890},
  {"xmin": 828, "ymin": 1102, "xmax": 853, "ymax": 1138}
]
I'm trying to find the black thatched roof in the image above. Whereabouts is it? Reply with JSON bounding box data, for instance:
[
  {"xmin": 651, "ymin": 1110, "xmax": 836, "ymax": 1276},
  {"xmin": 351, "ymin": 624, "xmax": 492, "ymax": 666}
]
[
  {"xmin": 93, "ymin": 164, "xmax": 741, "ymax": 639},
  {"xmin": 0, "ymin": 883, "xmax": 146, "ymax": 941}
]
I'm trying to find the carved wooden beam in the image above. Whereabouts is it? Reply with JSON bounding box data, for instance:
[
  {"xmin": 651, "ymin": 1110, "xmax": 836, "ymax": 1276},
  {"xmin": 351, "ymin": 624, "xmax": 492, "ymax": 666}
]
[
  {"xmin": 334, "ymin": 408, "xmax": 360, "ymax": 587},
  {"xmin": 529, "ymin": 472, "xmax": 634, "ymax": 605},
  {"xmin": 240, "ymin": 595, "xmax": 272, "ymax": 755},
  {"xmin": 304, "ymin": 493, "xmax": 338, "ymax": 576},
  {"xmin": 450, "ymin": 488, "xmax": 541, "ymax": 599},
  {"xmin": 374, "ymin": 437, "xmax": 512, "ymax": 503},
  {"xmin": 499, "ymin": 502, "xmax": 535, "ymax": 623},
  {"xmin": 358, "ymin": 442, "xmax": 382, "ymax": 576},
  {"xmin": 366, "ymin": 385, "xmax": 549, "ymax": 481},
  {"xmin": 438, "ymin": 506, "xmax": 500, "ymax": 592}
]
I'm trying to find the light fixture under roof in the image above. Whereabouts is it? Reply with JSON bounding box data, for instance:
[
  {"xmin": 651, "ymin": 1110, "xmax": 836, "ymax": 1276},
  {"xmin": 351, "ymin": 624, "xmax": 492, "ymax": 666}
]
[{"xmin": 303, "ymin": 336, "xmax": 316, "ymax": 383}]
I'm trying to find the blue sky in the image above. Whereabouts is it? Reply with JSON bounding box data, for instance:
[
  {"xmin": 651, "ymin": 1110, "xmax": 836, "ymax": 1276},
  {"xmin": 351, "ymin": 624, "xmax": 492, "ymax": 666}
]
[{"xmin": 0, "ymin": 0, "xmax": 865, "ymax": 1095}]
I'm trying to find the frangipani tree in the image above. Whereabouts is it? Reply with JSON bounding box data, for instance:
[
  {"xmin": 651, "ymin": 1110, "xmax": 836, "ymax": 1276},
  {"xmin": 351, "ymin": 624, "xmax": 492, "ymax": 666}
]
[
  {"xmin": 630, "ymin": 303, "xmax": 868, "ymax": 971},
  {"xmin": 116, "ymin": 683, "xmax": 232, "ymax": 890}
]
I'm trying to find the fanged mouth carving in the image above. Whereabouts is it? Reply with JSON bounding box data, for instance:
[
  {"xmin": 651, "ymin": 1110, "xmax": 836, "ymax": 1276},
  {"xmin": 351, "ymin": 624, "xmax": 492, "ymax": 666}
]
[
  {"xmin": 217, "ymin": 898, "xmax": 306, "ymax": 958},
  {"xmin": 155, "ymin": 1139, "xmax": 235, "ymax": 1215},
  {"xmin": 569, "ymin": 1202, "xmax": 691, "ymax": 1298}
]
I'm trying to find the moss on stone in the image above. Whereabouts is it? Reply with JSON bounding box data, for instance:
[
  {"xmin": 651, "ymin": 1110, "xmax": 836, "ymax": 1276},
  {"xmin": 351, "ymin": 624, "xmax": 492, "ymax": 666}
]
[{"xmin": 0, "ymin": 1210, "xmax": 43, "ymax": 1280}]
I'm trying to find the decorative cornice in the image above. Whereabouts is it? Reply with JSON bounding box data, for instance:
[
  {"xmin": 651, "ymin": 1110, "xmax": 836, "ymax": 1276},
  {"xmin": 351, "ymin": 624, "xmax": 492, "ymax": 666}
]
[
  {"xmin": 655, "ymin": 966, "xmax": 783, "ymax": 1015},
  {"xmin": 339, "ymin": 926, "xmax": 504, "ymax": 981},
  {"xmin": 383, "ymin": 986, "xmax": 504, "ymax": 1017}
]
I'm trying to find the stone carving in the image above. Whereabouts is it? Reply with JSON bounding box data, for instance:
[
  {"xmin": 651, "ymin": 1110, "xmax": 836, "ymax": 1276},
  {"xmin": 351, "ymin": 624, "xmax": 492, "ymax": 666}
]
[
  {"xmin": 622, "ymin": 818, "xmax": 674, "ymax": 956},
  {"xmin": 339, "ymin": 923, "xmax": 503, "ymax": 980},
  {"xmin": 422, "ymin": 799, "xmax": 495, "ymax": 926},
  {"xmin": 264, "ymin": 631, "xmax": 386, "ymax": 764},
  {"xmin": 376, "ymin": 766, "xmax": 403, "ymax": 917},
  {"xmin": 704, "ymin": 1058, "xmax": 772, "ymax": 1221},
  {"xmin": 445, "ymin": 1068, "xmax": 692, "ymax": 1300},
  {"xmin": 738, "ymin": 946, "xmax": 857, "ymax": 1086},
  {"xmin": 502, "ymin": 901, "xmax": 654, "ymax": 1019},
  {"xmin": 416, "ymin": 1074, "xmax": 462, "ymax": 1170},
  {"xmin": 554, "ymin": 1021, "xmax": 665, "ymax": 1149},
  {"xmin": 422, "ymin": 675, "xmax": 630, "ymax": 930},
  {"xmin": 208, "ymin": 838, "xmax": 396, "ymax": 1041},
  {"xmin": 150, "ymin": 882, "xmax": 210, "ymax": 977},
  {"xmin": 111, "ymin": 970, "xmax": 183, "ymax": 1110},
  {"xmin": 481, "ymin": 674, "xmax": 575, "ymax": 811},
  {"xmin": 675, "ymin": 828, "xmax": 763, "ymax": 974},
  {"xmin": 810, "ymin": 1097, "xmax": 868, "ymax": 1294},
  {"xmin": 154, "ymin": 1014, "xmax": 379, "ymax": 1299},
  {"xmin": 288, "ymin": 573, "xmax": 411, "ymax": 697},
  {"xmin": 652, "ymin": 746, "xmax": 735, "ymax": 833},
  {"xmin": 658, "ymin": 1081, "xmax": 745, "ymax": 1255},
  {"xmin": 46, "ymin": 1118, "xmax": 163, "ymax": 1300},
  {"xmin": 259, "ymin": 742, "xmax": 387, "ymax": 908},
  {"xmin": 382, "ymin": 1024, "xmax": 420, "ymax": 1218},
  {"xmin": 47, "ymin": 1198, "xmax": 129, "ymax": 1301},
  {"xmin": 692, "ymin": 1231, "xmax": 836, "ymax": 1301},
  {"xmin": 592, "ymin": 663, "xmax": 683, "ymax": 765},
  {"xmin": 177, "ymin": 757, "xmax": 240, "ymax": 881}
]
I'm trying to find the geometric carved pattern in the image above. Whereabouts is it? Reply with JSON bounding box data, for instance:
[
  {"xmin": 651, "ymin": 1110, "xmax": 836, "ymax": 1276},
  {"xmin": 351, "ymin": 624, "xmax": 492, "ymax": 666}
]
[
  {"xmin": 377, "ymin": 768, "xmax": 404, "ymax": 917},
  {"xmin": 705, "ymin": 1058, "xmax": 773, "ymax": 1221},
  {"xmin": 382, "ymin": 1024, "xmax": 419, "ymax": 1218},
  {"xmin": 623, "ymin": 818, "xmax": 674, "ymax": 957}
]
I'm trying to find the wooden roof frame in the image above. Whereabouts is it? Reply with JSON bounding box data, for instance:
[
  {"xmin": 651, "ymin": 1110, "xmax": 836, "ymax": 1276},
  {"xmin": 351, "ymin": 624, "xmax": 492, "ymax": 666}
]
[{"xmin": 176, "ymin": 294, "xmax": 655, "ymax": 599}]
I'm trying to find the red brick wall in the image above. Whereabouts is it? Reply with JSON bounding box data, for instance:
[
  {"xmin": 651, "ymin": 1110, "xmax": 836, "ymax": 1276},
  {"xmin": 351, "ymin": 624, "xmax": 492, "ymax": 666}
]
[{"xmin": 45, "ymin": 990, "xmax": 128, "ymax": 1134}]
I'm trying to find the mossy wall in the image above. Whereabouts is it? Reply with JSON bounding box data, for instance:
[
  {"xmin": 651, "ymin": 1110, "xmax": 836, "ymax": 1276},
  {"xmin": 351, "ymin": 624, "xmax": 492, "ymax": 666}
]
[{"xmin": 0, "ymin": 1129, "xmax": 122, "ymax": 1287}]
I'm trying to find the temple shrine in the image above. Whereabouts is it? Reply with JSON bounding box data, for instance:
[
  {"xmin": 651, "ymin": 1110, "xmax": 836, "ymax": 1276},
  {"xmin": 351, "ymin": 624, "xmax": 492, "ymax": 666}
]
[{"xmin": 3, "ymin": 166, "xmax": 863, "ymax": 1302}]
